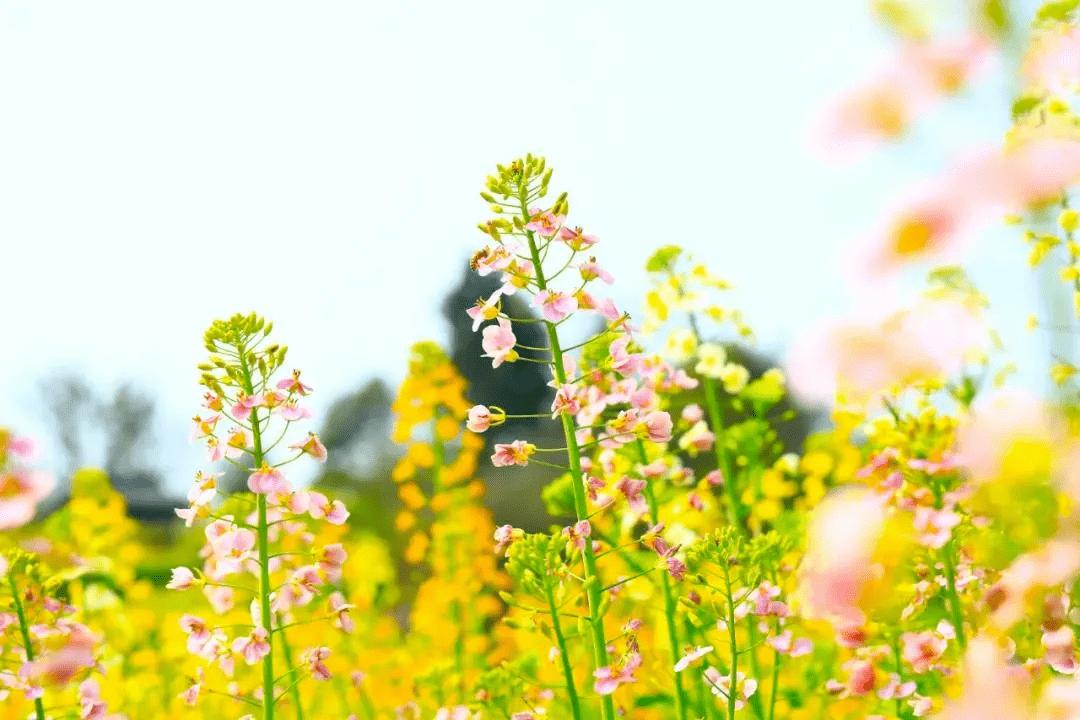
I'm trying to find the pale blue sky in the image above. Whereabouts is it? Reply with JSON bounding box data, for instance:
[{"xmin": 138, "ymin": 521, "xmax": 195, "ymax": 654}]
[{"xmin": 0, "ymin": 1, "xmax": 1047, "ymax": 490}]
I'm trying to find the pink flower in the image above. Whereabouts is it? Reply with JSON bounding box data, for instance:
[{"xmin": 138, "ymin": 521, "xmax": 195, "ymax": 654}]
[
  {"xmin": 276, "ymin": 369, "xmax": 313, "ymax": 396},
  {"xmin": 786, "ymin": 298, "xmax": 985, "ymax": 405},
  {"xmin": 278, "ymin": 399, "xmax": 312, "ymax": 421},
  {"xmin": 23, "ymin": 622, "xmax": 97, "ymax": 686},
  {"xmin": 616, "ymin": 476, "xmax": 648, "ymax": 515},
  {"xmin": 666, "ymin": 556, "xmax": 688, "ymax": 582},
  {"xmin": 1023, "ymin": 24, "xmax": 1080, "ymax": 92},
  {"xmin": 902, "ymin": 630, "xmax": 948, "ymax": 674},
  {"xmin": 956, "ymin": 389, "xmax": 1057, "ymax": 485},
  {"xmin": 0, "ymin": 468, "xmax": 54, "ymax": 530},
  {"xmin": 289, "ymin": 433, "xmax": 328, "ymax": 462},
  {"xmin": 167, "ymin": 567, "xmax": 198, "ymax": 591},
  {"xmin": 798, "ymin": 488, "xmax": 888, "ymax": 625},
  {"xmin": 466, "ymin": 289, "xmax": 503, "ymax": 331},
  {"xmin": 562, "ymin": 520, "xmax": 591, "ymax": 551},
  {"xmin": 471, "ymin": 243, "xmax": 516, "ymax": 276},
  {"xmin": 816, "ymin": 35, "xmax": 990, "ymax": 159},
  {"xmin": 768, "ymin": 630, "xmax": 812, "ymax": 657},
  {"xmin": 747, "ymin": 583, "xmax": 788, "ymax": 617},
  {"xmin": 466, "ymin": 405, "xmax": 496, "ymax": 433},
  {"xmin": 525, "ymin": 209, "xmax": 564, "ymax": 237},
  {"xmin": 593, "ymin": 653, "xmax": 641, "ymax": 695},
  {"xmin": 491, "ymin": 440, "xmax": 535, "ymax": 467},
  {"xmin": 481, "ymin": 318, "xmax": 519, "ymax": 368},
  {"xmin": 938, "ymin": 635, "xmax": 1031, "ymax": 720},
  {"xmin": 318, "ymin": 544, "xmax": 348, "ymax": 583},
  {"xmin": 329, "ymin": 592, "xmax": 355, "ymax": 634},
  {"xmin": 858, "ymin": 139, "xmax": 1080, "ymax": 276},
  {"xmin": 493, "ymin": 524, "xmax": 522, "ymax": 555},
  {"xmin": 186, "ymin": 470, "xmax": 218, "ymax": 507},
  {"xmin": 984, "ymin": 541, "xmax": 1080, "ymax": 629},
  {"xmin": 308, "ymin": 491, "xmax": 349, "ymax": 525},
  {"xmin": 533, "ymin": 290, "xmax": 578, "ymax": 322},
  {"xmin": 180, "ymin": 614, "xmax": 211, "ymax": 653},
  {"xmin": 674, "ymin": 645, "xmax": 713, "ymax": 672},
  {"xmin": 704, "ymin": 667, "xmax": 758, "ymax": 709},
  {"xmin": 212, "ymin": 527, "xmax": 257, "ymax": 574},
  {"xmin": 844, "ymin": 659, "xmax": 877, "ymax": 696},
  {"xmin": 578, "ymin": 258, "xmax": 613, "ymax": 284},
  {"xmin": 303, "ymin": 646, "xmax": 332, "ymax": 680},
  {"xmin": 247, "ymin": 463, "xmax": 289, "ymax": 495},
  {"xmin": 550, "ymin": 384, "xmax": 581, "ymax": 418},
  {"xmin": 209, "ymin": 427, "xmax": 250, "ymax": 462},
  {"xmin": 639, "ymin": 411, "xmax": 673, "ymax": 443},
  {"xmin": 5, "ymin": 434, "xmax": 36, "ymax": 459},
  {"xmin": 232, "ymin": 627, "xmax": 271, "ymax": 665},
  {"xmin": 1042, "ymin": 626, "xmax": 1077, "ymax": 674},
  {"xmin": 913, "ymin": 506, "xmax": 961, "ymax": 549},
  {"xmin": 231, "ymin": 392, "xmax": 264, "ymax": 420},
  {"xmin": 434, "ymin": 708, "xmax": 472, "ymax": 720},
  {"xmin": 878, "ymin": 672, "xmax": 916, "ymax": 701},
  {"xmin": 189, "ymin": 414, "xmax": 220, "ymax": 441},
  {"xmin": 608, "ymin": 337, "xmax": 638, "ymax": 376},
  {"xmin": 78, "ymin": 679, "xmax": 108, "ymax": 720},
  {"xmin": 179, "ymin": 668, "xmax": 203, "ymax": 707},
  {"xmin": 681, "ymin": 404, "xmax": 704, "ymax": 423},
  {"xmin": 558, "ymin": 226, "xmax": 598, "ymax": 251}
]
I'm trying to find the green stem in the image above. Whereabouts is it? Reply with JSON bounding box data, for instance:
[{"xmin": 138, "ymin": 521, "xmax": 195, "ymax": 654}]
[
  {"xmin": 636, "ymin": 442, "xmax": 689, "ymax": 720},
  {"xmin": 545, "ymin": 580, "xmax": 583, "ymax": 720},
  {"xmin": 8, "ymin": 571, "xmax": 47, "ymax": 720},
  {"xmin": 240, "ymin": 350, "xmax": 275, "ymax": 720},
  {"xmin": 941, "ymin": 542, "xmax": 967, "ymax": 650},
  {"xmin": 703, "ymin": 376, "xmax": 742, "ymax": 531},
  {"xmin": 519, "ymin": 189, "xmax": 614, "ymax": 720},
  {"xmin": 892, "ymin": 635, "xmax": 904, "ymax": 718},
  {"xmin": 696, "ymin": 621, "xmax": 720, "ymax": 720},
  {"xmin": 431, "ymin": 423, "xmax": 467, "ymax": 703},
  {"xmin": 278, "ymin": 625, "xmax": 304, "ymax": 720},
  {"xmin": 745, "ymin": 620, "xmax": 765, "ymax": 720},
  {"xmin": 767, "ymin": 617, "xmax": 782, "ymax": 720},
  {"xmin": 722, "ymin": 564, "xmax": 738, "ymax": 720},
  {"xmin": 931, "ymin": 481, "xmax": 967, "ymax": 650}
]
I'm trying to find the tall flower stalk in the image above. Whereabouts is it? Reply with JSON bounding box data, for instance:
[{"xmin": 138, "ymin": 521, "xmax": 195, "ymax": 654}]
[
  {"xmin": 170, "ymin": 313, "xmax": 349, "ymax": 719},
  {"xmin": 467, "ymin": 156, "xmax": 673, "ymax": 718},
  {"xmin": 389, "ymin": 341, "xmax": 506, "ymax": 714},
  {"xmin": 643, "ymin": 247, "xmax": 756, "ymax": 532},
  {"xmin": 636, "ymin": 440, "xmax": 690, "ymax": 719}
]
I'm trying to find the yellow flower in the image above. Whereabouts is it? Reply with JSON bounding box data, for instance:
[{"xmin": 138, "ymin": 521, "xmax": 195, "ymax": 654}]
[
  {"xmin": 398, "ymin": 483, "xmax": 426, "ymax": 511},
  {"xmin": 407, "ymin": 443, "xmax": 436, "ymax": 469},
  {"xmin": 800, "ymin": 450, "xmax": 834, "ymax": 477},
  {"xmin": 1051, "ymin": 362, "xmax": 1077, "ymax": 386},
  {"xmin": 1060, "ymin": 208, "xmax": 1079, "ymax": 233},
  {"xmin": 720, "ymin": 363, "xmax": 750, "ymax": 393},
  {"xmin": 664, "ymin": 328, "xmax": 698, "ymax": 362},
  {"xmin": 694, "ymin": 343, "xmax": 727, "ymax": 378},
  {"xmin": 435, "ymin": 416, "xmax": 459, "ymax": 442}
]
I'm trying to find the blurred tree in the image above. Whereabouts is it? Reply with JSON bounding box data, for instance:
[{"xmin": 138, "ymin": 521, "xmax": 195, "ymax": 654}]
[
  {"xmin": 39, "ymin": 374, "xmax": 94, "ymax": 474},
  {"xmin": 37, "ymin": 374, "xmax": 173, "ymax": 520},
  {"xmin": 99, "ymin": 384, "xmax": 170, "ymax": 519},
  {"xmin": 319, "ymin": 379, "xmax": 395, "ymax": 475}
]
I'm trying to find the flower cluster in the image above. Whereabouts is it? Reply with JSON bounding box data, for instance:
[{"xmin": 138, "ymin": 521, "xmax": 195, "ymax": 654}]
[
  {"xmin": 0, "ymin": 429, "xmax": 54, "ymax": 531},
  {"xmin": 387, "ymin": 342, "xmax": 510, "ymax": 714},
  {"xmin": 170, "ymin": 313, "xmax": 348, "ymax": 718},
  {"xmin": 0, "ymin": 551, "xmax": 114, "ymax": 720}
]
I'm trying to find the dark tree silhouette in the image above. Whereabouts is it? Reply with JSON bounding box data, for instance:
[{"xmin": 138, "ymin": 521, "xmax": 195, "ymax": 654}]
[
  {"xmin": 319, "ymin": 379, "xmax": 394, "ymax": 475},
  {"xmin": 38, "ymin": 374, "xmax": 174, "ymax": 520}
]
